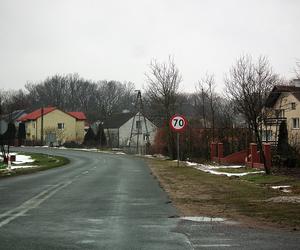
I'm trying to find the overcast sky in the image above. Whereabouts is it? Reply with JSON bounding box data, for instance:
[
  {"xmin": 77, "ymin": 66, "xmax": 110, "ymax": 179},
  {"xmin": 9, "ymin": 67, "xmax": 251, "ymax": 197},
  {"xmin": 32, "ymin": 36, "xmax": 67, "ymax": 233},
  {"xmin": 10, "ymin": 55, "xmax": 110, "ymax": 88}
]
[{"xmin": 0, "ymin": 0, "xmax": 299, "ymax": 93}]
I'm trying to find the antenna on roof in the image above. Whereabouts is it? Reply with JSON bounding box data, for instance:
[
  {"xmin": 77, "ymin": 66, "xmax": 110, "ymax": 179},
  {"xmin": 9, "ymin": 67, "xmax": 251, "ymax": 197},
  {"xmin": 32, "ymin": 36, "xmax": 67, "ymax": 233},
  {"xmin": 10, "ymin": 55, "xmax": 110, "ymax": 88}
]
[{"xmin": 128, "ymin": 90, "xmax": 150, "ymax": 154}]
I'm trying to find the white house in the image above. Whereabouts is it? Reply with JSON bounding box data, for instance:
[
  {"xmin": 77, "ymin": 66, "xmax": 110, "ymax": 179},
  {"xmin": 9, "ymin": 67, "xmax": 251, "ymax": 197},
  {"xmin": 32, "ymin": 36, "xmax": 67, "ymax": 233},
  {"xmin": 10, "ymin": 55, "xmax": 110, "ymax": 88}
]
[{"xmin": 103, "ymin": 112, "xmax": 157, "ymax": 154}]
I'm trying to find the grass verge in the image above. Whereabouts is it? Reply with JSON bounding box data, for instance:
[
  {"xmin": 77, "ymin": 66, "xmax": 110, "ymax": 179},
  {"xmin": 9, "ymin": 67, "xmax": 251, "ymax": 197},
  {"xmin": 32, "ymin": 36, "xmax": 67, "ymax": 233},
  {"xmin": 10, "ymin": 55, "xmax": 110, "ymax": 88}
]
[
  {"xmin": 0, "ymin": 152, "xmax": 70, "ymax": 178},
  {"xmin": 146, "ymin": 158, "xmax": 300, "ymax": 230}
]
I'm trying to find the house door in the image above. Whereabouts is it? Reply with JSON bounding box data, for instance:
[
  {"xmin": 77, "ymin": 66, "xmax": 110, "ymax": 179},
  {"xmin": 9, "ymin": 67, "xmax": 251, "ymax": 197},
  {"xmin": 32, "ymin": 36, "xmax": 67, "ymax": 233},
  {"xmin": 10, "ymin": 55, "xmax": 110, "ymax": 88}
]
[{"xmin": 46, "ymin": 132, "xmax": 56, "ymax": 146}]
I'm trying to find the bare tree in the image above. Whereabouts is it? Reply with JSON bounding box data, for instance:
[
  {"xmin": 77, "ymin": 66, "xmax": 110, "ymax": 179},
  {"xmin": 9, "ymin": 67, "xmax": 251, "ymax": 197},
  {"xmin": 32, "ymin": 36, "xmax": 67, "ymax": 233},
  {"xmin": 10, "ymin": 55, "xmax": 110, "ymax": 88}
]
[
  {"xmin": 196, "ymin": 74, "xmax": 218, "ymax": 140},
  {"xmin": 193, "ymin": 85, "xmax": 208, "ymax": 128},
  {"xmin": 96, "ymin": 80, "xmax": 135, "ymax": 119},
  {"xmin": 145, "ymin": 56, "xmax": 182, "ymax": 158},
  {"xmin": 225, "ymin": 55, "xmax": 280, "ymax": 174},
  {"xmin": 295, "ymin": 60, "xmax": 300, "ymax": 79},
  {"xmin": 145, "ymin": 57, "xmax": 181, "ymax": 117}
]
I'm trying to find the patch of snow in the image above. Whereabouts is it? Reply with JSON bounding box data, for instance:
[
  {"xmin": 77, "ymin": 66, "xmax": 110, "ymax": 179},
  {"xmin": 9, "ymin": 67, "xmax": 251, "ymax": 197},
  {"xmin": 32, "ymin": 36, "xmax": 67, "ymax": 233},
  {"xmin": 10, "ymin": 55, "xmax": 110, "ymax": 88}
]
[
  {"xmin": 73, "ymin": 148, "xmax": 98, "ymax": 152},
  {"xmin": 193, "ymin": 165, "xmax": 264, "ymax": 177},
  {"xmin": 152, "ymin": 154, "xmax": 170, "ymax": 160},
  {"xmin": 271, "ymin": 185, "xmax": 292, "ymax": 193},
  {"xmin": 115, "ymin": 152, "xmax": 126, "ymax": 155},
  {"xmin": 10, "ymin": 165, "xmax": 37, "ymax": 170},
  {"xmin": 13, "ymin": 154, "xmax": 35, "ymax": 165},
  {"xmin": 217, "ymin": 165, "xmax": 244, "ymax": 169},
  {"xmin": 185, "ymin": 161, "xmax": 198, "ymax": 166},
  {"xmin": 271, "ymin": 185, "xmax": 291, "ymax": 189},
  {"xmin": 181, "ymin": 216, "xmax": 226, "ymax": 222},
  {"xmin": 186, "ymin": 162, "xmax": 264, "ymax": 177},
  {"xmin": 144, "ymin": 155, "xmax": 154, "ymax": 158}
]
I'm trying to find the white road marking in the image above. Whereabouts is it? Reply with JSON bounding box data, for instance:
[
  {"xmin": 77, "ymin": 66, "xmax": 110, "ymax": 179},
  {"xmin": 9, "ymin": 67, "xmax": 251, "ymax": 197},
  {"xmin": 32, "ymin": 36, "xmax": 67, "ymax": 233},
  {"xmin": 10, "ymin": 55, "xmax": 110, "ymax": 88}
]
[{"xmin": 0, "ymin": 181, "xmax": 73, "ymax": 228}]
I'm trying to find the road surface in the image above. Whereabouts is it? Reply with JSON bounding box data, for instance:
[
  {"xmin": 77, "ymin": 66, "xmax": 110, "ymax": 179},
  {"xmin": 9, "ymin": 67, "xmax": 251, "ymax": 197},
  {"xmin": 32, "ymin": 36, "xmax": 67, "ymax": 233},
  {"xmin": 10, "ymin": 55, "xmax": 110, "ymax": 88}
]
[{"xmin": 0, "ymin": 147, "xmax": 299, "ymax": 249}]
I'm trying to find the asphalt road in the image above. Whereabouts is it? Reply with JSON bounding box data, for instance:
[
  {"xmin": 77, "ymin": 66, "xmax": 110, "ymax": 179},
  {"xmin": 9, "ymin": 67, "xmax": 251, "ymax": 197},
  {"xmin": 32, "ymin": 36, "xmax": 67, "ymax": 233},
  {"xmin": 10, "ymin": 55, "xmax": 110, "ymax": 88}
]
[{"xmin": 0, "ymin": 147, "xmax": 300, "ymax": 250}]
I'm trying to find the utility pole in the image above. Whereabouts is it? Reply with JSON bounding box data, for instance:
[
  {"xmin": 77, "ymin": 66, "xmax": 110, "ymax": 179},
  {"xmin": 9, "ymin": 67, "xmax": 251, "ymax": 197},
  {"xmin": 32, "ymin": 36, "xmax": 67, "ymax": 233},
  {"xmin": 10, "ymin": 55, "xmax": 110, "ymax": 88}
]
[{"xmin": 129, "ymin": 90, "xmax": 150, "ymax": 154}]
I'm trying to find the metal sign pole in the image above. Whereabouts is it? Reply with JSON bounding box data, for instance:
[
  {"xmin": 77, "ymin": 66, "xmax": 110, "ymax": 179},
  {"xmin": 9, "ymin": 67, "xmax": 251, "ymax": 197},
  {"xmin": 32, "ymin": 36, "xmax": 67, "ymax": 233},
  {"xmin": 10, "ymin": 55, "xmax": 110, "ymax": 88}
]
[
  {"xmin": 170, "ymin": 114, "xmax": 188, "ymax": 167},
  {"xmin": 177, "ymin": 132, "xmax": 179, "ymax": 167}
]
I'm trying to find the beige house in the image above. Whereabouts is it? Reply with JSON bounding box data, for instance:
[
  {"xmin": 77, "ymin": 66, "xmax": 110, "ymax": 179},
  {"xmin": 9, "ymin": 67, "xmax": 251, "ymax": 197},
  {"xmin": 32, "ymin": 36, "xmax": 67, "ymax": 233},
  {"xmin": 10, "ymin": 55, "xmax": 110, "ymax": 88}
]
[
  {"xmin": 18, "ymin": 107, "xmax": 86, "ymax": 145},
  {"xmin": 264, "ymin": 79, "xmax": 300, "ymax": 145}
]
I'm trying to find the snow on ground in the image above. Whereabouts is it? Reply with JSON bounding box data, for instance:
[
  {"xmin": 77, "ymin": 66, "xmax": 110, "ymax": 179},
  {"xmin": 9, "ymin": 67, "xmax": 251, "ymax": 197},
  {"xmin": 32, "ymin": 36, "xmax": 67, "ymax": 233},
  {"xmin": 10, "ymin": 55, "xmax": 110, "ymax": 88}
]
[
  {"xmin": 185, "ymin": 161, "xmax": 198, "ymax": 166},
  {"xmin": 144, "ymin": 155, "xmax": 155, "ymax": 158},
  {"xmin": 185, "ymin": 161, "xmax": 264, "ymax": 177},
  {"xmin": 0, "ymin": 154, "xmax": 35, "ymax": 165},
  {"xmin": 10, "ymin": 165, "xmax": 36, "ymax": 170},
  {"xmin": 0, "ymin": 153, "xmax": 37, "ymax": 170},
  {"xmin": 13, "ymin": 154, "xmax": 35, "ymax": 165},
  {"xmin": 271, "ymin": 185, "xmax": 292, "ymax": 193},
  {"xmin": 72, "ymin": 148, "xmax": 99, "ymax": 152},
  {"xmin": 55, "ymin": 146, "xmax": 125, "ymax": 155}
]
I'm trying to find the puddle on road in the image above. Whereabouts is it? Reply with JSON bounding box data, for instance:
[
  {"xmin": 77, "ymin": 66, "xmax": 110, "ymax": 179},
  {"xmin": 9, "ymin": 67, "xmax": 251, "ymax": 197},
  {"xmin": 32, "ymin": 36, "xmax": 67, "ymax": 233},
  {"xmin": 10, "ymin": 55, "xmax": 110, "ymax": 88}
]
[
  {"xmin": 181, "ymin": 216, "xmax": 226, "ymax": 222},
  {"xmin": 78, "ymin": 240, "xmax": 96, "ymax": 244},
  {"xmin": 180, "ymin": 216, "xmax": 240, "ymax": 225}
]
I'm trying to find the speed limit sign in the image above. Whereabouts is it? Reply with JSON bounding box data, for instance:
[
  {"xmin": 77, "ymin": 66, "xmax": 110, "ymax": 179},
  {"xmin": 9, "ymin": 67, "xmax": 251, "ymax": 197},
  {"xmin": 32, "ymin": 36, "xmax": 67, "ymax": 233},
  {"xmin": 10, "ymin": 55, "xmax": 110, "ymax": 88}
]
[{"xmin": 170, "ymin": 114, "xmax": 188, "ymax": 132}]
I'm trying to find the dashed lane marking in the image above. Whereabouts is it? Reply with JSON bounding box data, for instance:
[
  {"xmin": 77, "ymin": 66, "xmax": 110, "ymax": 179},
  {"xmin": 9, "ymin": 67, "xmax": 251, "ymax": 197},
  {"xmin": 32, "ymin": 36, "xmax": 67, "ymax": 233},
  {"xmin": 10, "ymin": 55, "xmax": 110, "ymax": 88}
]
[{"xmin": 0, "ymin": 181, "xmax": 73, "ymax": 228}]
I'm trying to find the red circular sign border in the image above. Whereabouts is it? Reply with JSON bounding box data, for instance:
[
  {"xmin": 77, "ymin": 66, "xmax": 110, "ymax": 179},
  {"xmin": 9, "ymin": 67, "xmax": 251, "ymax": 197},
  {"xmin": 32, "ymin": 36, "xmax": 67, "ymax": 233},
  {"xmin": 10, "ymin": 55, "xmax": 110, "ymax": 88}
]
[{"xmin": 169, "ymin": 114, "xmax": 188, "ymax": 133}]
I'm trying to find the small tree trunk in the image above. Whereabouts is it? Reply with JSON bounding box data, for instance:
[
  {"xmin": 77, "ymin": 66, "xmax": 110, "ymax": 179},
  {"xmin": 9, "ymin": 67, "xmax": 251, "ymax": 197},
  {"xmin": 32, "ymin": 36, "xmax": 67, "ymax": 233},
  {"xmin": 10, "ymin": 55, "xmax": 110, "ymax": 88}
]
[{"xmin": 254, "ymin": 125, "xmax": 270, "ymax": 175}]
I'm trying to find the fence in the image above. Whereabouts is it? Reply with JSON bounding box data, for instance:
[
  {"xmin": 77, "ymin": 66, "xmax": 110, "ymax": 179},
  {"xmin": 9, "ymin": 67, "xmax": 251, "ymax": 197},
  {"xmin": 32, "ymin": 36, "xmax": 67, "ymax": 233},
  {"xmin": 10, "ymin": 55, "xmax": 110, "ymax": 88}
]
[{"xmin": 211, "ymin": 142, "xmax": 271, "ymax": 170}]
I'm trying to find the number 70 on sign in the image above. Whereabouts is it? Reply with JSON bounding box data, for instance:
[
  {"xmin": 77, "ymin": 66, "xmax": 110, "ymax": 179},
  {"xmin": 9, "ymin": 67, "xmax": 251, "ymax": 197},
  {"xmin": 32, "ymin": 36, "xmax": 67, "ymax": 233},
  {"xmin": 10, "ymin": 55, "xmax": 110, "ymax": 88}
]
[{"xmin": 170, "ymin": 115, "xmax": 188, "ymax": 132}]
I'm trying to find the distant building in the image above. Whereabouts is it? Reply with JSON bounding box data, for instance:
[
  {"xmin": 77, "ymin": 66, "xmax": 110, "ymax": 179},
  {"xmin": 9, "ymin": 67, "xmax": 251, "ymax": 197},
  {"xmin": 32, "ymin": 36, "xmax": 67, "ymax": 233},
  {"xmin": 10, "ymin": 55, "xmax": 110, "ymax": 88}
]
[
  {"xmin": 103, "ymin": 112, "xmax": 157, "ymax": 153},
  {"xmin": 18, "ymin": 107, "xmax": 86, "ymax": 145},
  {"xmin": 2, "ymin": 110, "xmax": 27, "ymax": 127}
]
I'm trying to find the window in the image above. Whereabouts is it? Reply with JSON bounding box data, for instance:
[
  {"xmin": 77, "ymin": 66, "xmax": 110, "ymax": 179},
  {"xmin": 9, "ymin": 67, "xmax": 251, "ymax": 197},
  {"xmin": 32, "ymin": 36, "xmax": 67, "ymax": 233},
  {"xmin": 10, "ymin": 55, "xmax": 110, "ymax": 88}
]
[
  {"xmin": 291, "ymin": 102, "xmax": 296, "ymax": 110},
  {"xmin": 292, "ymin": 118, "xmax": 299, "ymax": 129},
  {"xmin": 262, "ymin": 130, "xmax": 272, "ymax": 141},
  {"xmin": 33, "ymin": 122, "xmax": 35, "ymax": 129},
  {"xmin": 136, "ymin": 120, "xmax": 142, "ymax": 130},
  {"xmin": 143, "ymin": 133, "xmax": 149, "ymax": 141},
  {"xmin": 58, "ymin": 123, "xmax": 65, "ymax": 130},
  {"xmin": 277, "ymin": 109, "xmax": 285, "ymax": 118}
]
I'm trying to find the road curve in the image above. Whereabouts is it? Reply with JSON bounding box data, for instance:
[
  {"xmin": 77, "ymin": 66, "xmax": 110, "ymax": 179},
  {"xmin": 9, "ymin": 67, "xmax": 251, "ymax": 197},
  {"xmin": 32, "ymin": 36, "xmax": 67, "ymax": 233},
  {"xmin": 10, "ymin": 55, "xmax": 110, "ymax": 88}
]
[{"xmin": 0, "ymin": 147, "xmax": 192, "ymax": 250}]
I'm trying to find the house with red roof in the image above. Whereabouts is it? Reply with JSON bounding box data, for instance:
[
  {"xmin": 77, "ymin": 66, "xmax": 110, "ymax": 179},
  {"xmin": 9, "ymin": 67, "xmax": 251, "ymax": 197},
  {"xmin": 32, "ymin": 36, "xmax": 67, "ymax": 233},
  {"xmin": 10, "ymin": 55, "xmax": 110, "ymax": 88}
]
[{"xmin": 18, "ymin": 107, "xmax": 86, "ymax": 145}]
